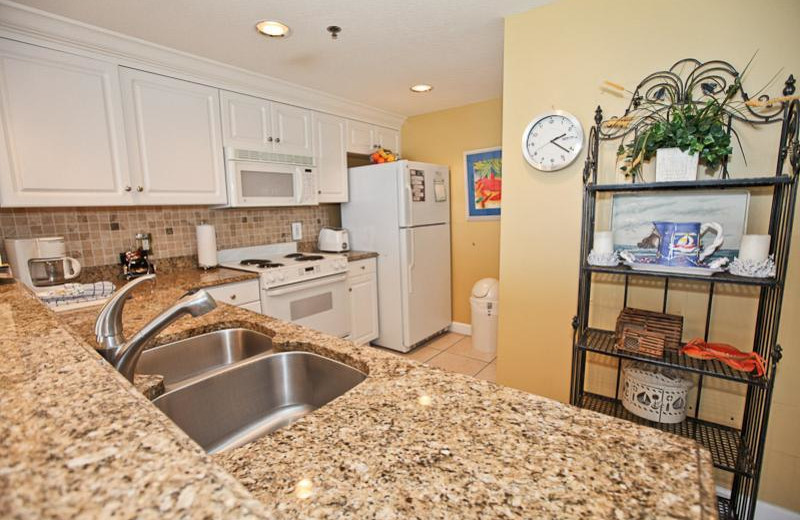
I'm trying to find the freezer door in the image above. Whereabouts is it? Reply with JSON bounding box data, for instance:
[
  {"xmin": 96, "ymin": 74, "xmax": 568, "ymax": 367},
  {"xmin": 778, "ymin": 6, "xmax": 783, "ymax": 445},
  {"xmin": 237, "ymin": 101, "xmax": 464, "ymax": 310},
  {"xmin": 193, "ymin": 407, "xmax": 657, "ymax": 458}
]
[
  {"xmin": 399, "ymin": 224, "xmax": 452, "ymax": 347},
  {"xmin": 397, "ymin": 162, "xmax": 450, "ymax": 227}
]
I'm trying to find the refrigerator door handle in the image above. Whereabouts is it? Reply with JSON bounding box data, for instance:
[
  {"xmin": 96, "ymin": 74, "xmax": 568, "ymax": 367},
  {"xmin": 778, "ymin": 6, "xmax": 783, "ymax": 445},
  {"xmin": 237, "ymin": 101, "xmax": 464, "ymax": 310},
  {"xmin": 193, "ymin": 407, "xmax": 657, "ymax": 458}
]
[
  {"xmin": 403, "ymin": 181, "xmax": 413, "ymax": 227},
  {"xmin": 406, "ymin": 229, "xmax": 415, "ymax": 294}
]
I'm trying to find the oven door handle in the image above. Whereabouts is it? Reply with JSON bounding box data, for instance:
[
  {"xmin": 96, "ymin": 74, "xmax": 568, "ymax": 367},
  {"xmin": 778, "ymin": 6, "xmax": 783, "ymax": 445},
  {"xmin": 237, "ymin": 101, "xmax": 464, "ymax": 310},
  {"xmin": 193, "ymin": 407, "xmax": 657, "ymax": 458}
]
[{"xmin": 263, "ymin": 274, "xmax": 348, "ymax": 297}]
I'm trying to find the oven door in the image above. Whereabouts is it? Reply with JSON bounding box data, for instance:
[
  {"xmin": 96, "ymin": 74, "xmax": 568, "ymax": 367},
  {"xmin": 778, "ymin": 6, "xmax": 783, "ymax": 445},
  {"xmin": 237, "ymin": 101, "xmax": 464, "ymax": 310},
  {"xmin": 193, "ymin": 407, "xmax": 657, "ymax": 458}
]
[{"xmin": 261, "ymin": 273, "xmax": 350, "ymax": 337}]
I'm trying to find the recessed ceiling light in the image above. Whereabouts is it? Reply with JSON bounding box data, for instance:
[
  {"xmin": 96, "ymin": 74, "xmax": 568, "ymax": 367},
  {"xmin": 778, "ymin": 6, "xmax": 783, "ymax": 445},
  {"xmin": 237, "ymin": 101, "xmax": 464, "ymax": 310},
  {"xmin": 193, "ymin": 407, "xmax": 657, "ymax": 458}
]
[
  {"xmin": 410, "ymin": 84, "xmax": 433, "ymax": 93},
  {"xmin": 255, "ymin": 20, "xmax": 291, "ymax": 38}
]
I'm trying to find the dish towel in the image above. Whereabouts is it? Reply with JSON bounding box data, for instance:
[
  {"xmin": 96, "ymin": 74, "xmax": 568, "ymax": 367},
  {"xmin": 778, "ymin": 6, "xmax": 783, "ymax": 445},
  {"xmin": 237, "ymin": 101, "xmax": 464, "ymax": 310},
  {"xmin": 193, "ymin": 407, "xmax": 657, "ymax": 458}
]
[{"xmin": 38, "ymin": 281, "xmax": 115, "ymax": 309}]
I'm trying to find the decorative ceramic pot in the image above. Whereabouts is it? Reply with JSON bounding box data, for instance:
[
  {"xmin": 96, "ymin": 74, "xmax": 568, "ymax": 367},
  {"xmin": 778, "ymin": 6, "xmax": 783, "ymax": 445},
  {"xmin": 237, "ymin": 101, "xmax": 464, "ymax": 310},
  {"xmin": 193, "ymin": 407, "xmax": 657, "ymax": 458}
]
[{"xmin": 655, "ymin": 147, "xmax": 699, "ymax": 182}]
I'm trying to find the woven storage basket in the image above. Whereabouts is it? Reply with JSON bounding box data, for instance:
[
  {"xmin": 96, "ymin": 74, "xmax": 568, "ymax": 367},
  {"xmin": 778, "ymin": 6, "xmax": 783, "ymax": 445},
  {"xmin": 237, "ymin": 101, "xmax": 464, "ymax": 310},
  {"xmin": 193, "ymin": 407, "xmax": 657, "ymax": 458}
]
[
  {"xmin": 622, "ymin": 362, "xmax": 693, "ymax": 424},
  {"xmin": 615, "ymin": 307, "xmax": 684, "ymax": 358}
]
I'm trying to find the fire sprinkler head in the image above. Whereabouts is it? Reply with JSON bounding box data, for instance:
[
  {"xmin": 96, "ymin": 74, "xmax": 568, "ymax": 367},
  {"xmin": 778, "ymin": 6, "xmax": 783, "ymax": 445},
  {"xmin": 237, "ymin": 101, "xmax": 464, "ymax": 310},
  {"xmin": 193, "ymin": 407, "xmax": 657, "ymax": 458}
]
[{"xmin": 326, "ymin": 25, "xmax": 342, "ymax": 40}]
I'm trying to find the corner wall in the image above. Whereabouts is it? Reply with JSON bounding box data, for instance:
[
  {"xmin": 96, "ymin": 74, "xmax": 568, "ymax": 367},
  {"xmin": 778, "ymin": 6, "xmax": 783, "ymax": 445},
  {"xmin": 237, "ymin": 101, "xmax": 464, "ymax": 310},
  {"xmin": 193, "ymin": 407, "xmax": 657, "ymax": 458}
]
[
  {"xmin": 499, "ymin": 0, "xmax": 800, "ymax": 511},
  {"xmin": 402, "ymin": 98, "xmax": 502, "ymax": 325}
]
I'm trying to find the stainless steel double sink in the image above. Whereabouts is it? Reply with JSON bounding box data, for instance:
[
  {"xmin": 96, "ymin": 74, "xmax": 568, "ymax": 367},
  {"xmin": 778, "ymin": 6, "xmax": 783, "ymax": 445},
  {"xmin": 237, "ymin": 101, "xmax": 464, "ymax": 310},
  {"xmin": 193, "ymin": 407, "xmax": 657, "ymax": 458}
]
[{"xmin": 139, "ymin": 329, "xmax": 366, "ymax": 454}]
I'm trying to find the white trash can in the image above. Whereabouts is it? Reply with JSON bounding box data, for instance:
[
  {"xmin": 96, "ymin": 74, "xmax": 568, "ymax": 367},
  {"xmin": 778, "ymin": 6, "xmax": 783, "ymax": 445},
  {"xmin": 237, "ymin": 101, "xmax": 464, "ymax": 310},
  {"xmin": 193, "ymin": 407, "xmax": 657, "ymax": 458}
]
[{"xmin": 470, "ymin": 278, "xmax": 499, "ymax": 353}]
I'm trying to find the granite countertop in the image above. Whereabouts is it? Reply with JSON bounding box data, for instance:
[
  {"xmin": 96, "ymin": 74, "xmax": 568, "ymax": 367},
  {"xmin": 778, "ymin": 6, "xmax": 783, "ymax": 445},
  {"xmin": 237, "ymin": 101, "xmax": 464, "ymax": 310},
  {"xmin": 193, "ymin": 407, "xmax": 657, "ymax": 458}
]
[{"xmin": 1, "ymin": 268, "xmax": 718, "ymax": 519}]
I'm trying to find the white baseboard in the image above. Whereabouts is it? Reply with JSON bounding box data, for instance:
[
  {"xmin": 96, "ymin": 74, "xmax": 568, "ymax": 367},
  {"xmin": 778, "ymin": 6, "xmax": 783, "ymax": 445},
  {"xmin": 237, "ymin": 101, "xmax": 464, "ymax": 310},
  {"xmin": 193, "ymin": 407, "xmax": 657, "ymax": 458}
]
[
  {"xmin": 717, "ymin": 487, "xmax": 800, "ymax": 520},
  {"xmin": 449, "ymin": 322, "xmax": 472, "ymax": 335}
]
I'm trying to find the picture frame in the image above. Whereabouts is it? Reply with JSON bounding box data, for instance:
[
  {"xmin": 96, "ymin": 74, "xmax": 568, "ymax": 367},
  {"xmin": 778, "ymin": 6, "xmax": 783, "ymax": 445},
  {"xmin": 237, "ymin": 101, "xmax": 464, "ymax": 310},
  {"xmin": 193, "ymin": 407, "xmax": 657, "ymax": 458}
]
[
  {"xmin": 611, "ymin": 191, "xmax": 750, "ymax": 263},
  {"xmin": 464, "ymin": 147, "xmax": 502, "ymax": 220}
]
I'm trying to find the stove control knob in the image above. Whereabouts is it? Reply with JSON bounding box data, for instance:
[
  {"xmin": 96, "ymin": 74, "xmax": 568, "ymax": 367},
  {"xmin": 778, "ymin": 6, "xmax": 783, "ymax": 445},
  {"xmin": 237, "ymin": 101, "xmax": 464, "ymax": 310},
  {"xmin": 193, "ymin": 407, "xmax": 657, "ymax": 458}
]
[
  {"xmin": 277, "ymin": 272, "xmax": 285, "ymax": 281},
  {"xmin": 265, "ymin": 273, "xmax": 275, "ymax": 282}
]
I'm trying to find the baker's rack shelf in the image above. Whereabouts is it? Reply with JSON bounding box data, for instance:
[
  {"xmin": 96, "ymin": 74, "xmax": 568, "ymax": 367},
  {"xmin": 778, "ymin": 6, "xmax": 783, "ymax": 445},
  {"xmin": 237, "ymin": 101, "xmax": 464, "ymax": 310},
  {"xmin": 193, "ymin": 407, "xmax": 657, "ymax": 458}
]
[{"xmin": 570, "ymin": 59, "xmax": 799, "ymax": 520}]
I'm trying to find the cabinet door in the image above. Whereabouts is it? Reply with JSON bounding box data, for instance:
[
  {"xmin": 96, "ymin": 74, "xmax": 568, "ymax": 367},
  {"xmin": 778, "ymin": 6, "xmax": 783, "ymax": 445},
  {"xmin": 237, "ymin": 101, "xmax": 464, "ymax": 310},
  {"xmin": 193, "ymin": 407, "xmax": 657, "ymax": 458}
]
[
  {"xmin": 348, "ymin": 271, "xmax": 379, "ymax": 345},
  {"xmin": 120, "ymin": 68, "xmax": 226, "ymax": 205},
  {"xmin": 0, "ymin": 39, "xmax": 132, "ymax": 206},
  {"xmin": 220, "ymin": 90, "xmax": 271, "ymax": 150},
  {"xmin": 375, "ymin": 126, "xmax": 401, "ymax": 154},
  {"xmin": 271, "ymin": 102, "xmax": 313, "ymax": 157},
  {"xmin": 312, "ymin": 112, "xmax": 348, "ymax": 203},
  {"xmin": 345, "ymin": 119, "xmax": 376, "ymax": 155}
]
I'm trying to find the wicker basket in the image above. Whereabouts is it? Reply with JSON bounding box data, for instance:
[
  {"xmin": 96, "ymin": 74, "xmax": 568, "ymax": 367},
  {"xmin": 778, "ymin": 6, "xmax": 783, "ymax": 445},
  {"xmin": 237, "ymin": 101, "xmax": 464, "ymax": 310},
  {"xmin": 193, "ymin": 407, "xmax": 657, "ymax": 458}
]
[
  {"xmin": 622, "ymin": 362, "xmax": 693, "ymax": 423},
  {"xmin": 615, "ymin": 307, "xmax": 684, "ymax": 358}
]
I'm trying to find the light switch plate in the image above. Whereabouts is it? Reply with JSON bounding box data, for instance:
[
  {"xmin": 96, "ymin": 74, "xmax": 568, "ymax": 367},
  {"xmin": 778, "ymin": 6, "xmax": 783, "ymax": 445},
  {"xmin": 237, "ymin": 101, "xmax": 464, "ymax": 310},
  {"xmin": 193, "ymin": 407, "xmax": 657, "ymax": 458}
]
[{"xmin": 291, "ymin": 222, "xmax": 302, "ymax": 241}]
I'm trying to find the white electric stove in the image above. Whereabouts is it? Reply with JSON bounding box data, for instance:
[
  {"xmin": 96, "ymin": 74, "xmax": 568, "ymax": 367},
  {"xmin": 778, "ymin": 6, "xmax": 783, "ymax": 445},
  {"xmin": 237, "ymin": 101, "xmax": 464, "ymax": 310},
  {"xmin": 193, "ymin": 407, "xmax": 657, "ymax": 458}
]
[{"xmin": 219, "ymin": 243, "xmax": 351, "ymax": 337}]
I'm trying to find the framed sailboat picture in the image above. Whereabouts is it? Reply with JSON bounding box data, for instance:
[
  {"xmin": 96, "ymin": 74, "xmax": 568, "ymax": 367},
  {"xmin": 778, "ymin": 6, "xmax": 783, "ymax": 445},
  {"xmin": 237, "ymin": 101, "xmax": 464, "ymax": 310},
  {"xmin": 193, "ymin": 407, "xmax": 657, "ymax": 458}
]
[{"xmin": 465, "ymin": 147, "xmax": 502, "ymax": 220}]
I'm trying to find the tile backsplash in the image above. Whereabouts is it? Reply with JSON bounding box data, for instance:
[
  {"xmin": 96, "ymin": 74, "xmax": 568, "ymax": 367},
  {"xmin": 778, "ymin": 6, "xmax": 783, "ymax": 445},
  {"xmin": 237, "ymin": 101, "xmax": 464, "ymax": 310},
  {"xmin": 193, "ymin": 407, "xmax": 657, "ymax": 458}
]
[{"xmin": 0, "ymin": 205, "xmax": 340, "ymax": 267}]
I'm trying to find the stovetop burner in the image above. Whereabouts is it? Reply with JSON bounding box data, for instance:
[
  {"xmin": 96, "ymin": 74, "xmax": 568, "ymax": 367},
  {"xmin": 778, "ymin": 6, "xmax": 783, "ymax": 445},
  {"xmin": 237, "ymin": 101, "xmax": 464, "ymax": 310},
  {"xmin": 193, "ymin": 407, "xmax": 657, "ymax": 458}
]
[
  {"xmin": 293, "ymin": 254, "xmax": 325, "ymax": 262},
  {"xmin": 284, "ymin": 253, "xmax": 304, "ymax": 258},
  {"xmin": 239, "ymin": 259, "xmax": 284, "ymax": 268}
]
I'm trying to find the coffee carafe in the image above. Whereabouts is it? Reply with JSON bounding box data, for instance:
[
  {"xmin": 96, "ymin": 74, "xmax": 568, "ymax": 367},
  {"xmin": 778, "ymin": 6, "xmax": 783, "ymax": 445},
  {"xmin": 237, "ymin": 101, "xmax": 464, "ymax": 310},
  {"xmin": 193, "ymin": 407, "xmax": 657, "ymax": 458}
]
[{"xmin": 4, "ymin": 237, "xmax": 82, "ymax": 290}]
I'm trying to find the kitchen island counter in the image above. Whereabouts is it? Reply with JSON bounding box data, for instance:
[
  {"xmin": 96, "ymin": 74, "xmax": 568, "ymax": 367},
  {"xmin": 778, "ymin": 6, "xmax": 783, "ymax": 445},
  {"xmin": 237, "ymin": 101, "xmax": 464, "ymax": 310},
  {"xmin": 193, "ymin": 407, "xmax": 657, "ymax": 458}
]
[{"xmin": 1, "ymin": 268, "xmax": 717, "ymax": 519}]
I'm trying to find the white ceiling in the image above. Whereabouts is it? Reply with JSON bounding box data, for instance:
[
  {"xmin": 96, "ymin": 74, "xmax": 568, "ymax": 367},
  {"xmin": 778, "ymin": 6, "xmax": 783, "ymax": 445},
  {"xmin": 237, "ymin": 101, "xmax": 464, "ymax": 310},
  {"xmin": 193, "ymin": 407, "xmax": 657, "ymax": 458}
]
[{"xmin": 11, "ymin": 0, "xmax": 551, "ymax": 116}]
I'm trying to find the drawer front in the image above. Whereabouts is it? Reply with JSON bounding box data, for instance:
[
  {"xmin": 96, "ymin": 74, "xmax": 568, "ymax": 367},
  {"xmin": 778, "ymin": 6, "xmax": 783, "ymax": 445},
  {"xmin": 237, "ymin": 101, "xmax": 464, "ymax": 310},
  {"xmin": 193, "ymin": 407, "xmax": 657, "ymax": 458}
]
[
  {"xmin": 205, "ymin": 280, "xmax": 260, "ymax": 305},
  {"xmin": 347, "ymin": 258, "xmax": 376, "ymax": 276}
]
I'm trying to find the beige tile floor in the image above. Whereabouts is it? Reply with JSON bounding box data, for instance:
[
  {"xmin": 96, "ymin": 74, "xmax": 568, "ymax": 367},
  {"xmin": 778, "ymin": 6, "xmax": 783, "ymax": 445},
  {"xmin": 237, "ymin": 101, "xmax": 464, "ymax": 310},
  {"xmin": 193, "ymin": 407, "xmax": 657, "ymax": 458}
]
[{"xmin": 379, "ymin": 332, "xmax": 496, "ymax": 382}]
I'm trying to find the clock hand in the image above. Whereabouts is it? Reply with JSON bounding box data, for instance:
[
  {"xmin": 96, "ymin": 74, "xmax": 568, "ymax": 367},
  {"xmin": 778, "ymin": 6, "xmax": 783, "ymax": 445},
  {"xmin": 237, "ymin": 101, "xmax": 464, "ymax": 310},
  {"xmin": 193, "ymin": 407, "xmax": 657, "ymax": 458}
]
[
  {"xmin": 533, "ymin": 132, "xmax": 568, "ymax": 153},
  {"xmin": 552, "ymin": 141, "xmax": 570, "ymax": 153}
]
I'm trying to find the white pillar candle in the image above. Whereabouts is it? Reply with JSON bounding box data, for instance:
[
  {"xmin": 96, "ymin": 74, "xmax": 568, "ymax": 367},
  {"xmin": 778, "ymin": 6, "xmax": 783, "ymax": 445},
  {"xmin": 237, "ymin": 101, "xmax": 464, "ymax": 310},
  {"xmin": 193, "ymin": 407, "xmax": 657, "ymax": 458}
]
[
  {"xmin": 594, "ymin": 231, "xmax": 614, "ymax": 254},
  {"xmin": 739, "ymin": 234, "xmax": 770, "ymax": 262}
]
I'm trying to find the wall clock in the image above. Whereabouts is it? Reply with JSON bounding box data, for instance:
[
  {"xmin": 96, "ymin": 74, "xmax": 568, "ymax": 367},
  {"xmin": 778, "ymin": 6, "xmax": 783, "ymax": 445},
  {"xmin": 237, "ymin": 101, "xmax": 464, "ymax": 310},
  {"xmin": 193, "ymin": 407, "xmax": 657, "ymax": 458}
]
[{"xmin": 521, "ymin": 110, "xmax": 584, "ymax": 171}]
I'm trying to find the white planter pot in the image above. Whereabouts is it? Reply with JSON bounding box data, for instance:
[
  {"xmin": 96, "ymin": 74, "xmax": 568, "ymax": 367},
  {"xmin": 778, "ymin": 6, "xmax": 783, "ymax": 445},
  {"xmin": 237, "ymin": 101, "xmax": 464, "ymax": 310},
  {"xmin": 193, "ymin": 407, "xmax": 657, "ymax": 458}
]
[{"xmin": 655, "ymin": 147, "xmax": 699, "ymax": 182}]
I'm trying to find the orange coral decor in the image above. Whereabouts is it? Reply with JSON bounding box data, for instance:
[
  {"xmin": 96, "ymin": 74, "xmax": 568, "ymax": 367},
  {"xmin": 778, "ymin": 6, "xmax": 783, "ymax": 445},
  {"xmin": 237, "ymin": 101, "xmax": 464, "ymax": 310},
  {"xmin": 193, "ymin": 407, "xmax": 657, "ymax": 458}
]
[{"xmin": 680, "ymin": 338, "xmax": 766, "ymax": 377}]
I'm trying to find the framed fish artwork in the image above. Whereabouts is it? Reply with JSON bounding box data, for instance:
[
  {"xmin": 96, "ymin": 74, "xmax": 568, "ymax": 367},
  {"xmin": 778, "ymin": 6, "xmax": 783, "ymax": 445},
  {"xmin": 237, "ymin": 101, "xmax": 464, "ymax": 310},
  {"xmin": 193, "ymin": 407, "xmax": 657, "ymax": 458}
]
[{"xmin": 464, "ymin": 147, "xmax": 502, "ymax": 220}]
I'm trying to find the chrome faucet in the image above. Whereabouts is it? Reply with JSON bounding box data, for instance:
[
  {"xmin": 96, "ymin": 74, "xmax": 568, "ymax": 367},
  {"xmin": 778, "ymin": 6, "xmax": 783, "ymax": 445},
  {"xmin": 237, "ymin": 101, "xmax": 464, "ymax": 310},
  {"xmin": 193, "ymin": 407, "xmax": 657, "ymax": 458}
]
[{"xmin": 94, "ymin": 274, "xmax": 217, "ymax": 382}]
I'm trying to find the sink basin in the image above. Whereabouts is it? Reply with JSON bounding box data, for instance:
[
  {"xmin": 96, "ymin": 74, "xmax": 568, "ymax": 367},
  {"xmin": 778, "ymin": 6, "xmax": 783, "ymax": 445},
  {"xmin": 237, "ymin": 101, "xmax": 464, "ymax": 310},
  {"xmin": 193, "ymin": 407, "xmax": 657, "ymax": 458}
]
[
  {"xmin": 152, "ymin": 350, "xmax": 366, "ymax": 454},
  {"xmin": 138, "ymin": 328, "xmax": 273, "ymax": 391}
]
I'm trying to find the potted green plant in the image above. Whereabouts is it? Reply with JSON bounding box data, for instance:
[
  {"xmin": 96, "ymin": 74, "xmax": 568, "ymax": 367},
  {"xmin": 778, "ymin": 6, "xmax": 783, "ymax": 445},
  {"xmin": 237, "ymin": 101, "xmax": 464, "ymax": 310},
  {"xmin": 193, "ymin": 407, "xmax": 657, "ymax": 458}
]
[{"xmin": 616, "ymin": 86, "xmax": 738, "ymax": 181}]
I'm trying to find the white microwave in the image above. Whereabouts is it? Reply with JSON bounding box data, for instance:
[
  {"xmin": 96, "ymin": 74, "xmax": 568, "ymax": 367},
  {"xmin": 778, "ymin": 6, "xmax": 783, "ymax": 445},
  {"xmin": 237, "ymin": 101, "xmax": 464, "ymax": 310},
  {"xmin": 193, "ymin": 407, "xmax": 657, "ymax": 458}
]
[{"xmin": 223, "ymin": 148, "xmax": 318, "ymax": 207}]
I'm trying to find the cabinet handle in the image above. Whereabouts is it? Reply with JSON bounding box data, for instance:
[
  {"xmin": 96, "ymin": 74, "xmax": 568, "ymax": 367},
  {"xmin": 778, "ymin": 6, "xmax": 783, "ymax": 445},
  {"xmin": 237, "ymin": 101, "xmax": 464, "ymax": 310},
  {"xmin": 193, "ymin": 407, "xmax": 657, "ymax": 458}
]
[
  {"xmin": 267, "ymin": 137, "xmax": 274, "ymax": 142},
  {"xmin": 275, "ymin": 137, "xmax": 281, "ymax": 143},
  {"xmin": 230, "ymin": 294, "xmax": 237, "ymax": 301},
  {"xmin": 318, "ymin": 190, "xmax": 322, "ymax": 194},
  {"xmin": 136, "ymin": 186, "xmax": 144, "ymax": 192},
  {"xmin": 349, "ymin": 288, "xmax": 352, "ymax": 292},
  {"xmin": 361, "ymin": 266, "xmax": 366, "ymax": 270},
  {"xmin": 124, "ymin": 185, "xmax": 132, "ymax": 192}
]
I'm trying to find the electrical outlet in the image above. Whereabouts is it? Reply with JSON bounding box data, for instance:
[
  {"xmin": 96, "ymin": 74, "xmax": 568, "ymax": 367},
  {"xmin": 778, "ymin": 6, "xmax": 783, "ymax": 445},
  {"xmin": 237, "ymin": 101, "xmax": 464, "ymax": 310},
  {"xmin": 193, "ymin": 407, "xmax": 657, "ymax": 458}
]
[{"xmin": 291, "ymin": 222, "xmax": 302, "ymax": 241}]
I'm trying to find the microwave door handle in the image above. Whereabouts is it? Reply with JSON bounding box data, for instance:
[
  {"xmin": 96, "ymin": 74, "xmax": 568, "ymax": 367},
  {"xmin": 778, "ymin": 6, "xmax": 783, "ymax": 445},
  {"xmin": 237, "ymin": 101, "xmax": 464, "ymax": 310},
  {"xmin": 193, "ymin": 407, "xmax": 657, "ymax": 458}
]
[
  {"xmin": 264, "ymin": 274, "xmax": 347, "ymax": 297},
  {"xmin": 295, "ymin": 169, "xmax": 304, "ymax": 204}
]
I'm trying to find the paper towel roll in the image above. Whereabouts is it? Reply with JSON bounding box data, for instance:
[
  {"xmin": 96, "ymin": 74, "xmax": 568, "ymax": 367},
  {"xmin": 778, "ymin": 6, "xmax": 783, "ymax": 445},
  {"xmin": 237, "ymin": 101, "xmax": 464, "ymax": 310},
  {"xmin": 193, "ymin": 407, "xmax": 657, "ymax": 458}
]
[{"xmin": 196, "ymin": 224, "xmax": 218, "ymax": 268}]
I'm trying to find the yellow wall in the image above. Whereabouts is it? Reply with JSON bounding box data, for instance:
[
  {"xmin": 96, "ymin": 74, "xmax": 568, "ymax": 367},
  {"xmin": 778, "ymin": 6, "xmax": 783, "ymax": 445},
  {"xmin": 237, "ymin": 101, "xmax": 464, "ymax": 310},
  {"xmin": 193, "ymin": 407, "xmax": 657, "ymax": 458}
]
[
  {"xmin": 402, "ymin": 99, "xmax": 502, "ymax": 324},
  {"xmin": 499, "ymin": 0, "xmax": 800, "ymax": 511}
]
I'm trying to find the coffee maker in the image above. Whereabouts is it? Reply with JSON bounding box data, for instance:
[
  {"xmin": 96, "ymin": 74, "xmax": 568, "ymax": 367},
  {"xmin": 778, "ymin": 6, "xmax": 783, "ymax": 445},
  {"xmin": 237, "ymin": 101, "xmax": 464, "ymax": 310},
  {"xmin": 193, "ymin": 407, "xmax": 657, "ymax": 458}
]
[{"xmin": 4, "ymin": 237, "xmax": 82, "ymax": 291}]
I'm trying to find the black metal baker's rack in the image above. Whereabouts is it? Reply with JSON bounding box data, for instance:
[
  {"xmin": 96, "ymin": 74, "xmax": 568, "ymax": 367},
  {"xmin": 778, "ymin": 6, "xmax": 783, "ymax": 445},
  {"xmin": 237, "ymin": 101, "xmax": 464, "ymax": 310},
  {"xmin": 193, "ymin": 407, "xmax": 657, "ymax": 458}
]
[{"xmin": 570, "ymin": 59, "xmax": 799, "ymax": 520}]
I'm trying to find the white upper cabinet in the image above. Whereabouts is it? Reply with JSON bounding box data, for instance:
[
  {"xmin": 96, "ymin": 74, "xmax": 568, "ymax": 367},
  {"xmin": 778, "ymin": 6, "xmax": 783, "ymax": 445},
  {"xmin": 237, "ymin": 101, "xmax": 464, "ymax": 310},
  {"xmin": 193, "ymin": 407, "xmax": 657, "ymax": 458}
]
[
  {"xmin": 0, "ymin": 39, "xmax": 132, "ymax": 207},
  {"xmin": 375, "ymin": 126, "xmax": 401, "ymax": 154},
  {"xmin": 220, "ymin": 90, "xmax": 271, "ymax": 150},
  {"xmin": 220, "ymin": 90, "xmax": 312, "ymax": 157},
  {"xmin": 312, "ymin": 112, "xmax": 348, "ymax": 203},
  {"xmin": 345, "ymin": 119, "xmax": 375, "ymax": 155},
  {"xmin": 271, "ymin": 102, "xmax": 313, "ymax": 157},
  {"xmin": 120, "ymin": 68, "xmax": 227, "ymax": 205}
]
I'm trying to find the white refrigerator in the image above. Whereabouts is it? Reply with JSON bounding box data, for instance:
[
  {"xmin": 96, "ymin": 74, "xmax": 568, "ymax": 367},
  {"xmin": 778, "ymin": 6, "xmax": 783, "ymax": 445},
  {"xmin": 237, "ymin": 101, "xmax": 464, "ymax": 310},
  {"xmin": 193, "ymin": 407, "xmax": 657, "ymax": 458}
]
[{"xmin": 342, "ymin": 160, "xmax": 451, "ymax": 352}]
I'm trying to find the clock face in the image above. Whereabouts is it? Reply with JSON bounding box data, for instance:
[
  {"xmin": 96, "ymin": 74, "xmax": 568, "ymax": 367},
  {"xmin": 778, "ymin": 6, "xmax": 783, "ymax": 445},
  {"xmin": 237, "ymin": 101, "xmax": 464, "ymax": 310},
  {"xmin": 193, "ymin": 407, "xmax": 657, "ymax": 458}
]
[{"xmin": 521, "ymin": 111, "xmax": 584, "ymax": 171}]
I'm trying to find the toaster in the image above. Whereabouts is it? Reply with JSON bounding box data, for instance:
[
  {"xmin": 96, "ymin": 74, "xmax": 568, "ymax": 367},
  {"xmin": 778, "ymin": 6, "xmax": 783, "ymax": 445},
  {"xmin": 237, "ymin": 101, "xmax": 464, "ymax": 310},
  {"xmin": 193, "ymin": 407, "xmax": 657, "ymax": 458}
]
[{"xmin": 318, "ymin": 227, "xmax": 350, "ymax": 252}]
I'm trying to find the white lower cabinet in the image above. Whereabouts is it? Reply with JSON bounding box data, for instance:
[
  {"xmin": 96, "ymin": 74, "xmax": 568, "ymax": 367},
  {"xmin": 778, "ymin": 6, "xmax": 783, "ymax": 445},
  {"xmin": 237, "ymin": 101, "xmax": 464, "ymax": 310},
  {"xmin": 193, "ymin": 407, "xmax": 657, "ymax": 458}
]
[
  {"xmin": 0, "ymin": 39, "xmax": 132, "ymax": 207},
  {"xmin": 204, "ymin": 279, "xmax": 261, "ymax": 311},
  {"xmin": 347, "ymin": 258, "xmax": 379, "ymax": 345}
]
